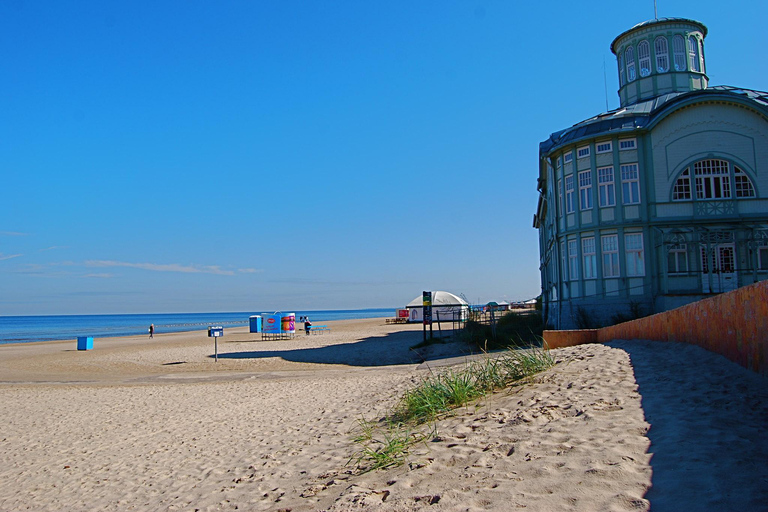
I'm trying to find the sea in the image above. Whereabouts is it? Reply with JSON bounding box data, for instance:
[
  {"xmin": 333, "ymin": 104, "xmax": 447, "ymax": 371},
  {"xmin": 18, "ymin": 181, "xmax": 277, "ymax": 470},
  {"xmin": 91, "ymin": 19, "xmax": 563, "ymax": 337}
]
[{"xmin": 0, "ymin": 308, "xmax": 395, "ymax": 345}]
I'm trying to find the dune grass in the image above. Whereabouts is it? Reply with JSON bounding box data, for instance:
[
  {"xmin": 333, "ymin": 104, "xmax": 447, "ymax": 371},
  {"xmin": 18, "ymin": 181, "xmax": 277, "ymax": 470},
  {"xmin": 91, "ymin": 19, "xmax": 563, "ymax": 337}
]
[{"xmin": 349, "ymin": 345, "xmax": 554, "ymax": 472}]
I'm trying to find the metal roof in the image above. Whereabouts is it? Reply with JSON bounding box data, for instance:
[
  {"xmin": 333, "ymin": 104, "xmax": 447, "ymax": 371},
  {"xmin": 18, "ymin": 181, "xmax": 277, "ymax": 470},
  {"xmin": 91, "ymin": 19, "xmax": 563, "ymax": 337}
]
[
  {"xmin": 539, "ymin": 86, "xmax": 768, "ymax": 157},
  {"xmin": 610, "ymin": 17, "xmax": 707, "ymax": 54}
]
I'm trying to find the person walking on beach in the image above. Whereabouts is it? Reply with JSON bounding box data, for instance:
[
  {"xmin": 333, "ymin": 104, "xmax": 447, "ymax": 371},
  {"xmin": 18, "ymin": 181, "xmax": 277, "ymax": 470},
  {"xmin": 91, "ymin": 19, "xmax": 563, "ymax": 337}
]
[
  {"xmin": 149, "ymin": 324, "xmax": 154, "ymax": 339},
  {"xmin": 304, "ymin": 317, "xmax": 311, "ymax": 336}
]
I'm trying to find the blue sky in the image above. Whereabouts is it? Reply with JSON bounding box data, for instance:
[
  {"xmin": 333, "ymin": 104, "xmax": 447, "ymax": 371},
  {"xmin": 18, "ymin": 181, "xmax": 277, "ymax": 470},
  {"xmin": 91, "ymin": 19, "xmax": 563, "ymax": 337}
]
[{"xmin": 1, "ymin": 0, "xmax": 766, "ymax": 315}]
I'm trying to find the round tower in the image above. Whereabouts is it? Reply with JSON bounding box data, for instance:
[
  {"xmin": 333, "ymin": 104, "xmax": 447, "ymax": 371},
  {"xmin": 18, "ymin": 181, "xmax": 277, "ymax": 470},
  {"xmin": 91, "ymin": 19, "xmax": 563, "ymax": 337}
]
[{"xmin": 611, "ymin": 17, "xmax": 708, "ymax": 107}]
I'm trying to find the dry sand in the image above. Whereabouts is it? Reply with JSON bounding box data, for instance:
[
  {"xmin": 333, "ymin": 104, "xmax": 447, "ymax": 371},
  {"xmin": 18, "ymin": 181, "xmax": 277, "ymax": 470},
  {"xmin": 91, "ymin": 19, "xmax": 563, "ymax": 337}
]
[{"xmin": 0, "ymin": 318, "xmax": 765, "ymax": 511}]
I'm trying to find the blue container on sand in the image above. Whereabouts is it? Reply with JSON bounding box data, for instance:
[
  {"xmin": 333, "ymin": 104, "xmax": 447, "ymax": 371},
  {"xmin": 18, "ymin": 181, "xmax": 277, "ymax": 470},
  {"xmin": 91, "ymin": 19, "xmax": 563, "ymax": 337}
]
[
  {"xmin": 77, "ymin": 336, "xmax": 94, "ymax": 351},
  {"xmin": 249, "ymin": 315, "xmax": 262, "ymax": 333}
]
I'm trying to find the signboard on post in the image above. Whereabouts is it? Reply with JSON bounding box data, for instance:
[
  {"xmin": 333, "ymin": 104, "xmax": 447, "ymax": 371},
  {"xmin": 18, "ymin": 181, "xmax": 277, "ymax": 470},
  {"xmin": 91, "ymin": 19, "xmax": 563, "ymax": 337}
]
[
  {"xmin": 422, "ymin": 291, "xmax": 433, "ymax": 342},
  {"xmin": 208, "ymin": 326, "xmax": 224, "ymax": 362},
  {"xmin": 423, "ymin": 291, "xmax": 432, "ymax": 325}
]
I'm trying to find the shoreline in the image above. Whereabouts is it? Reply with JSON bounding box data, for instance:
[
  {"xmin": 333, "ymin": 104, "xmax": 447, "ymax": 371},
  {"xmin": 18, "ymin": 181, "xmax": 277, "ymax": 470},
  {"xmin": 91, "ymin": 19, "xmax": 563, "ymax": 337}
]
[{"xmin": 0, "ymin": 308, "xmax": 396, "ymax": 346}]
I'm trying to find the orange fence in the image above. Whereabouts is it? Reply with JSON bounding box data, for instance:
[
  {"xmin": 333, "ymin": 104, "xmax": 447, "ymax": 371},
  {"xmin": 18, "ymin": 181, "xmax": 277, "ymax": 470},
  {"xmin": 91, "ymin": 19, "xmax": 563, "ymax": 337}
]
[{"xmin": 543, "ymin": 280, "xmax": 768, "ymax": 376}]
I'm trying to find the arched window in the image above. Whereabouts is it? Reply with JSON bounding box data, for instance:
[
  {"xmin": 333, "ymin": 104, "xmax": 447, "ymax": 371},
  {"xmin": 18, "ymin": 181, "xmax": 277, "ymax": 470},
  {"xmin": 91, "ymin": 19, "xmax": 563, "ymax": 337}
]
[
  {"xmin": 618, "ymin": 53, "xmax": 625, "ymax": 86},
  {"xmin": 655, "ymin": 36, "xmax": 669, "ymax": 72},
  {"xmin": 638, "ymin": 41, "xmax": 651, "ymax": 77},
  {"xmin": 672, "ymin": 160, "xmax": 757, "ymax": 201},
  {"xmin": 699, "ymin": 39, "xmax": 706, "ymax": 74},
  {"xmin": 689, "ymin": 35, "xmax": 701, "ymax": 72},
  {"xmin": 625, "ymin": 46, "xmax": 636, "ymax": 82},
  {"xmin": 673, "ymin": 35, "xmax": 686, "ymax": 71}
]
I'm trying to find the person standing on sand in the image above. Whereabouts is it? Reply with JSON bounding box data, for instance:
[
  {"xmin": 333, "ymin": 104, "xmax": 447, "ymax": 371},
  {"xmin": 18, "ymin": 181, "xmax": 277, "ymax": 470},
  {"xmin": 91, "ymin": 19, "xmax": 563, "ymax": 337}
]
[
  {"xmin": 304, "ymin": 317, "xmax": 311, "ymax": 335},
  {"xmin": 149, "ymin": 324, "xmax": 154, "ymax": 339}
]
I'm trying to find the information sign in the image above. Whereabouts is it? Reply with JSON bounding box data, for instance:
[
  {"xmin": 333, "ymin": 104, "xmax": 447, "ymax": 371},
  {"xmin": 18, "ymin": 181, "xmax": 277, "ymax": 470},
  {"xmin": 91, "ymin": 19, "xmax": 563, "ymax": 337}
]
[{"xmin": 423, "ymin": 291, "xmax": 433, "ymax": 326}]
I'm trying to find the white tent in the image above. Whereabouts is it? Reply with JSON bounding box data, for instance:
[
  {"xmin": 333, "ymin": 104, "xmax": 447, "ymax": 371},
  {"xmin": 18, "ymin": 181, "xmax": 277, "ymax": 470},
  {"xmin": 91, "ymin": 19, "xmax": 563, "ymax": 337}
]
[{"xmin": 405, "ymin": 291, "xmax": 469, "ymax": 323}]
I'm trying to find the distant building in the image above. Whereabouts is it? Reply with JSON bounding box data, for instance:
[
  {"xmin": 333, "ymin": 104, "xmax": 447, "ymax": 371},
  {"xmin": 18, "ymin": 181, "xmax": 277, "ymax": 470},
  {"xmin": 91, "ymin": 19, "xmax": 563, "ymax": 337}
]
[{"xmin": 533, "ymin": 17, "xmax": 768, "ymax": 329}]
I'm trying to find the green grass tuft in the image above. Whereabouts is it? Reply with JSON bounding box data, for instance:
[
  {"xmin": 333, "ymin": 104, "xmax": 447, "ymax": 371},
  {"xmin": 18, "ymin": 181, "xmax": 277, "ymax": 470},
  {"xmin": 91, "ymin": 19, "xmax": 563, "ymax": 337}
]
[{"xmin": 349, "ymin": 344, "xmax": 555, "ymax": 472}]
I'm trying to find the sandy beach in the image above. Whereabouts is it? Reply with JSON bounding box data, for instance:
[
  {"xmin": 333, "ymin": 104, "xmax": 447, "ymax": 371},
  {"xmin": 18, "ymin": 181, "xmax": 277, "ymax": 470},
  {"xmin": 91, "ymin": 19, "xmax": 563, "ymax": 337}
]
[{"xmin": 0, "ymin": 318, "xmax": 766, "ymax": 511}]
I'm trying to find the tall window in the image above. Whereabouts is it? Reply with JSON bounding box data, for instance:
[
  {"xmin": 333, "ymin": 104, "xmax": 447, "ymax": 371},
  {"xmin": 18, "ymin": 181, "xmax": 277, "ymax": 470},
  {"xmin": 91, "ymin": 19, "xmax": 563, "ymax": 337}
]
[
  {"xmin": 618, "ymin": 53, "xmax": 625, "ymax": 86},
  {"xmin": 625, "ymin": 46, "xmax": 636, "ymax": 81},
  {"xmin": 655, "ymin": 36, "xmax": 669, "ymax": 72},
  {"xmin": 625, "ymin": 233, "xmax": 645, "ymax": 277},
  {"xmin": 620, "ymin": 163, "xmax": 641, "ymax": 204},
  {"xmin": 598, "ymin": 166, "xmax": 615, "ymax": 207},
  {"xmin": 759, "ymin": 246, "xmax": 768, "ymax": 271},
  {"xmin": 558, "ymin": 178, "xmax": 563, "ymax": 215},
  {"xmin": 578, "ymin": 171, "xmax": 593, "ymax": 210},
  {"xmin": 601, "ymin": 235, "xmax": 620, "ymax": 278},
  {"xmin": 560, "ymin": 241, "xmax": 567, "ymax": 281},
  {"xmin": 689, "ymin": 35, "xmax": 701, "ymax": 72},
  {"xmin": 694, "ymin": 159, "xmax": 730, "ymax": 199},
  {"xmin": 735, "ymin": 166, "xmax": 756, "ymax": 198},
  {"xmin": 673, "ymin": 35, "xmax": 686, "ymax": 71},
  {"xmin": 568, "ymin": 240, "xmax": 579, "ymax": 281},
  {"xmin": 637, "ymin": 40, "xmax": 651, "ymax": 77},
  {"xmin": 582, "ymin": 237, "xmax": 597, "ymax": 279},
  {"xmin": 565, "ymin": 175, "xmax": 575, "ymax": 214},
  {"xmin": 668, "ymin": 244, "xmax": 688, "ymax": 274}
]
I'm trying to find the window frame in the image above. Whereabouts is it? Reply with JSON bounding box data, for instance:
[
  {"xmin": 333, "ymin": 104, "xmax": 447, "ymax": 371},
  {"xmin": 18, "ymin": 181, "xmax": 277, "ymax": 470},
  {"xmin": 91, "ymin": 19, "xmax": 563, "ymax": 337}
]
[
  {"xmin": 625, "ymin": 46, "xmax": 636, "ymax": 82},
  {"xmin": 619, "ymin": 138, "xmax": 636, "ymax": 151},
  {"xmin": 688, "ymin": 35, "xmax": 701, "ymax": 72},
  {"xmin": 668, "ymin": 243, "xmax": 689, "ymax": 274},
  {"xmin": 598, "ymin": 166, "xmax": 616, "ymax": 207},
  {"xmin": 673, "ymin": 35, "xmax": 686, "ymax": 71},
  {"xmin": 758, "ymin": 246, "xmax": 768, "ymax": 271},
  {"xmin": 618, "ymin": 53, "xmax": 625, "ymax": 86},
  {"xmin": 694, "ymin": 159, "xmax": 731, "ymax": 200},
  {"xmin": 560, "ymin": 240, "xmax": 567, "ymax": 281},
  {"xmin": 734, "ymin": 166, "xmax": 756, "ymax": 198},
  {"xmin": 568, "ymin": 240, "xmax": 579, "ymax": 281},
  {"xmin": 565, "ymin": 175, "xmax": 575, "ymax": 214},
  {"xmin": 578, "ymin": 170, "xmax": 593, "ymax": 211},
  {"xmin": 624, "ymin": 233, "xmax": 645, "ymax": 277},
  {"xmin": 601, "ymin": 234, "xmax": 620, "ymax": 278},
  {"xmin": 672, "ymin": 168, "xmax": 692, "ymax": 201},
  {"xmin": 577, "ymin": 146, "xmax": 590, "ymax": 159},
  {"xmin": 654, "ymin": 36, "xmax": 669, "ymax": 73},
  {"xmin": 564, "ymin": 151, "xmax": 573, "ymax": 163},
  {"xmin": 596, "ymin": 141, "xmax": 612, "ymax": 154},
  {"xmin": 582, "ymin": 237, "xmax": 597, "ymax": 280},
  {"xmin": 637, "ymin": 40, "xmax": 651, "ymax": 77},
  {"xmin": 620, "ymin": 163, "xmax": 641, "ymax": 205}
]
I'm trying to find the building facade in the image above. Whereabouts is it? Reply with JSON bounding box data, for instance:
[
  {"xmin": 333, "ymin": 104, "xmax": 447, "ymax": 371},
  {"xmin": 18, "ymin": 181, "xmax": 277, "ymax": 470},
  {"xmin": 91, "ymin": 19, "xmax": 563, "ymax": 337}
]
[{"xmin": 533, "ymin": 17, "xmax": 768, "ymax": 329}]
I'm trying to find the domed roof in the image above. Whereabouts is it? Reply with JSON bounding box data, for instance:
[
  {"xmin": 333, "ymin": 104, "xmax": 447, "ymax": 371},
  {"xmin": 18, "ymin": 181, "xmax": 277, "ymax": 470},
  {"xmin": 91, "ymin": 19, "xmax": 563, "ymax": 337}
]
[
  {"xmin": 610, "ymin": 17, "xmax": 707, "ymax": 54},
  {"xmin": 406, "ymin": 291, "xmax": 468, "ymax": 307}
]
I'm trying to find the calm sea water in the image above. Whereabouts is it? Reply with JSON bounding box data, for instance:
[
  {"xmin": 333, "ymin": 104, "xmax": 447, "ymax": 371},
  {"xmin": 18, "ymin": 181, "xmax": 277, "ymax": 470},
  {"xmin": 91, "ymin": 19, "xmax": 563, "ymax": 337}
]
[{"xmin": 0, "ymin": 308, "xmax": 395, "ymax": 345}]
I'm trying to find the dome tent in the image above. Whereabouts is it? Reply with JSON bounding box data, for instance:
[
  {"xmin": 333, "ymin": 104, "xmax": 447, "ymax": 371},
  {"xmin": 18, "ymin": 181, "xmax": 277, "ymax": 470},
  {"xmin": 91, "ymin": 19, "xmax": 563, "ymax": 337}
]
[{"xmin": 405, "ymin": 291, "xmax": 469, "ymax": 323}]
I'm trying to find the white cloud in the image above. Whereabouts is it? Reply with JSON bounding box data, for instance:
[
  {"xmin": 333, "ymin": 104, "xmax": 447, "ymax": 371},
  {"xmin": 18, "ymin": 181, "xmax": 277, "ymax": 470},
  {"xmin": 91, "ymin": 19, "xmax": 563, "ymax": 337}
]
[
  {"xmin": 82, "ymin": 273, "xmax": 114, "ymax": 279},
  {"xmin": 238, "ymin": 268, "xmax": 264, "ymax": 274},
  {"xmin": 0, "ymin": 253, "xmax": 23, "ymax": 261},
  {"xmin": 0, "ymin": 231, "xmax": 28, "ymax": 237},
  {"xmin": 85, "ymin": 260, "xmax": 236, "ymax": 275}
]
